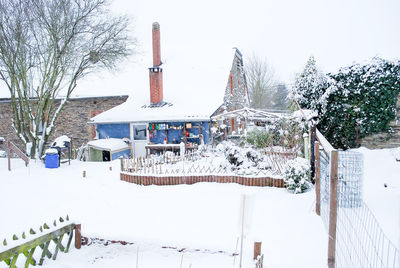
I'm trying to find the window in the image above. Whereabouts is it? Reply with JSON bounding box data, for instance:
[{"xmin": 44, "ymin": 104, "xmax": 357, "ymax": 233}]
[{"xmin": 133, "ymin": 124, "xmax": 147, "ymax": 140}]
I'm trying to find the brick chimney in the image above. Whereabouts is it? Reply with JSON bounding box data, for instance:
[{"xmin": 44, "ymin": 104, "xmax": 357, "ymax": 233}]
[{"xmin": 149, "ymin": 22, "xmax": 163, "ymax": 105}]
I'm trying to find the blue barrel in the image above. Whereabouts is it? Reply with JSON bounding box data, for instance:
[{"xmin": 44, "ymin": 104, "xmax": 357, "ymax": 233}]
[{"xmin": 45, "ymin": 153, "xmax": 59, "ymax": 168}]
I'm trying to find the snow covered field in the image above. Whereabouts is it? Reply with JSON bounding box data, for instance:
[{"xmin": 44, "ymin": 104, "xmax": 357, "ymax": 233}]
[
  {"xmin": 0, "ymin": 157, "xmax": 327, "ymax": 268},
  {"xmin": 0, "ymin": 146, "xmax": 398, "ymax": 267}
]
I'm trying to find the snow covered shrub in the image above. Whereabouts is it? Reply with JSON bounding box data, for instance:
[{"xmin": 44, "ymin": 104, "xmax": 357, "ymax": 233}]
[
  {"xmin": 319, "ymin": 58, "xmax": 400, "ymax": 148},
  {"xmin": 243, "ymin": 116, "xmax": 307, "ymax": 151},
  {"xmin": 244, "ymin": 130, "xmax": 273, "ymax": 148},
  {"xmin": 283, "ymin": 158, "xmax": 312, "ymax": 194},
  {"xmin": 214, "ymin": 141, "xmax": 271, "ymax": 174},
  {"xmin": 294, "ymin": 57, "xmax": 400, "ymax": 149}
]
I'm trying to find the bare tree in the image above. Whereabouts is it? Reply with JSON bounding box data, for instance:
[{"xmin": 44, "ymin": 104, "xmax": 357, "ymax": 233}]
[
  {"xmin": 0, "ymin": 0, "xmax": 135, "ymax": 158},
  {"xmin": 245, "ymin": 55, "xmax": 275, "ymax": 109}
]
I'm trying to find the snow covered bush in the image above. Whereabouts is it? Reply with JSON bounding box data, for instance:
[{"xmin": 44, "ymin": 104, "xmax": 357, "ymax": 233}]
[
  {"xmin": 283, "ymin": 158, "xmax": 312, "ymax": 194},
  {"xmin": 214, "ymin": 141, "xmax": 271, "ymax": 174},
  {"xmin": 319, "ymin": 58, "xmax": 400, "ymax": 148},
  {"xmin": 293, "ymin": 57, "xmax": 400, "ymax": 149},
  {"xmin": 243, "ymin": 116, "xmax": 307, "ymax": 152}
]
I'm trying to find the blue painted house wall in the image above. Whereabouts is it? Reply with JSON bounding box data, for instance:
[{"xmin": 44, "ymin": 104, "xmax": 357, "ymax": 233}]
[
  {"xmin": 95, "ymin": 121, "xmax": 210, "ymax": 145},
  {"xmin": 97, "ymin": 123, "xmax": 130, "ymax": 139}
]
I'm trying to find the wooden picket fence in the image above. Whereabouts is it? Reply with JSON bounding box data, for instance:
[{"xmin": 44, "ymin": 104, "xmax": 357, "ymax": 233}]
[
  {"xmin": 120, "ymin": 149, "xmax": 297, "ymax": 177},
  {"xmin": 0, "ymin": 216, "xmax": 81, "ymax": 268},
  {"xmin": 262, "ymin": 150, "xmax": 297, "ymax": 174}
]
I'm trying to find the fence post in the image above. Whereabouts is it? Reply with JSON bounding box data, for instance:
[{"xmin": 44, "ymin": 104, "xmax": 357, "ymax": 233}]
[
  {"xmin": 7, "ymin": 140, "xmax": 11, "ymax": 171},
  {"xmin": 254, "ymin": 241, "xmax": 262, "ymax": 260},
  {"xmin": 75, "ymin": 224, "xmax": 82, "ymax": 249},
  {"xmin": 328, "ymin": 150, "xmax": 338, "ymax": 268},
  {"xmin": 310, "ymin": 124, "xmax": 316, "ymax": 180},
  {"xmin": 314, "ymin": 141, "xmax": 321, "ymax": 216}
]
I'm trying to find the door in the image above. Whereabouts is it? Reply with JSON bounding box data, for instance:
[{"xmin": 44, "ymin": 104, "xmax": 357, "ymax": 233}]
[{"xmin": 132, "ymin": 124, "xmax": 148, "ymax": 157}]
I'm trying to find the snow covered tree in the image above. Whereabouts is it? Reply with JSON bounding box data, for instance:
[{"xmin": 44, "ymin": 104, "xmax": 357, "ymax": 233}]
[
  {"xmin": 0, "ymin": 0, "xmax": 134, "ymax": 158},
  {"xmin": 292, "ymin": 56, "xmax": 327, "ymax": 111}
]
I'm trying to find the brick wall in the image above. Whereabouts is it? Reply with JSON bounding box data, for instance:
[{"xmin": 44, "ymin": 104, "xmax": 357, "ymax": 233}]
[
  {"xmin": 0, "ymin": 96, "xmax": 128, "ymax": 154},
  {"xmin": 360, "ymin": 93, "xmax": 400, "ymax": 149}
]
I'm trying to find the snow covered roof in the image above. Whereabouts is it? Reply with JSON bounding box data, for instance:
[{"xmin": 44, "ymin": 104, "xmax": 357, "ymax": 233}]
[
  {"xmin": 87, "ymin": 138, "xmax": 130, "ymax": 151},
  {"xmin": 91, "ymin": 41, "xmax": 236, "ymax": 124},
  {"xmin": 90, "ymin": 98, "xmax": 214, "ymax": 123}
]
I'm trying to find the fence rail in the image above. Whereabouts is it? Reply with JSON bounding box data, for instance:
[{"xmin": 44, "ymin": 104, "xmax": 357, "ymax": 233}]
[
  {"xmin": 0, "ymin": 216, "xmax": 81, "ymax": 268},
  {"xmin": 314, "ymin": 129, "xmax": 399, "ymax": 268},
  {"xmin": 7, "ymin": 140, "xmax": 29, "ymax": 171}
]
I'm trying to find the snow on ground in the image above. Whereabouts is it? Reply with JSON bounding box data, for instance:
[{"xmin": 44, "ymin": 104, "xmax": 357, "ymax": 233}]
[
  {"xmin": 0, "ymin": 158, "xmax": 327, "ymax": 268},
  {"xmin": 44, "ymin": 243, "xmax": 236, "ymax": 268},
  {"xmin": 354, "ymin": 147, "xmax": 400, "ymax": 248}
]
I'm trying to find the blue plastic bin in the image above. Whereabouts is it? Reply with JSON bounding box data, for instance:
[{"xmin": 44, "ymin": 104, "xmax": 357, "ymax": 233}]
[{"xmin": 45, "ymin": 153, "xmax": 59, "ymax": 168}]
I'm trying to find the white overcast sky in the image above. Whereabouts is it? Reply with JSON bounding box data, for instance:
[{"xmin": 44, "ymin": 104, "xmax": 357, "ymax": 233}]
[{"xmin": 1, "ymin": 0, "xmax": 399, "ymax": 98}]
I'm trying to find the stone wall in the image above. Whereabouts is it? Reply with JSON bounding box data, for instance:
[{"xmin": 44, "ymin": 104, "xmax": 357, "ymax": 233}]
[
  {"xmin": 0, "ymin": 95, "xmax": 128, "ymax": 155},
  {"xmin": 360, "ymin": 94, "xmax": 400, "ymax": 149}
]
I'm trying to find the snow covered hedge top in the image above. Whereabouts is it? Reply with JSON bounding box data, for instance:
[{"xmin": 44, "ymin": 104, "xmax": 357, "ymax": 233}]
[{"xmin": 293, "ymin": 57, "xmax": 400, "ymax": 149}]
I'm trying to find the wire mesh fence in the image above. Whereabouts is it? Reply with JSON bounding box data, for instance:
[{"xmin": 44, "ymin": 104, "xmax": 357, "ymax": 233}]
[
  {"xmin": 319, "ymin": 148, "xmax": 330, "ymax": 230},
  {"xmin": 317, "ymin": 140, "xmax": 399, "ymax": 268}
]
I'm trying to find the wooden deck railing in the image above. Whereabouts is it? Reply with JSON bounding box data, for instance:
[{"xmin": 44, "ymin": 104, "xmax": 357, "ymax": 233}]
[{"xmin": 7, "ymin": 140, "xmax": 30, "ymax": 171}]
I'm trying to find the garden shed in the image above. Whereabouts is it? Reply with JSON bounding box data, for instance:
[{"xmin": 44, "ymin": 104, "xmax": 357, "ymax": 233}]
[{"xmin": 87, "ymin": 138, "xmax": 131, "ymax": 161}]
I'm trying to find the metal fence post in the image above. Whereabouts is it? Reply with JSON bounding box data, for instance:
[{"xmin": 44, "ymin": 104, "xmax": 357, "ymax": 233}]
[
  {"xmin": 314, "ymin": 141, "xmax": 321, "ymax": 216},
  {"xmin": 328, "ymin": 150, "xmax": 338, "ymax": 268}
]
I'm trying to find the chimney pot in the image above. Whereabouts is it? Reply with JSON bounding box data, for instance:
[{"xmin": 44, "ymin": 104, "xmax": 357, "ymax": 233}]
[{"xmin": 152, "ymin": 22, "xmax": 160, "ymax": 31}]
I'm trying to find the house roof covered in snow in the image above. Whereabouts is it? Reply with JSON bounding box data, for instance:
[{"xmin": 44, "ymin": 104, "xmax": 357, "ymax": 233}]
[{"xmin": 90, "ymin": 40, "xmax": 237, "ymax": 124}]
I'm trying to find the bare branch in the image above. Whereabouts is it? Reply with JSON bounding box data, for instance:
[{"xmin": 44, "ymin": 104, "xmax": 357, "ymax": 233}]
[{"xmin": 0, "ymin": 0, "xmax": 135, "ymax": 158}]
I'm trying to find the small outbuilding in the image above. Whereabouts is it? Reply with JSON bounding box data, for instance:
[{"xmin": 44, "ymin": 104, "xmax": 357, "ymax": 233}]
[{"xmin": 87, "ymin": 138, "xmax": 131, "ymax": 161}]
